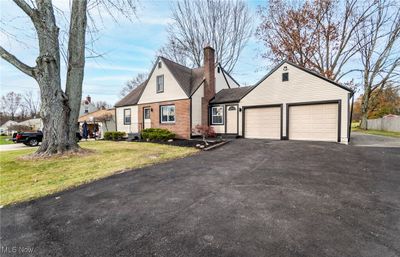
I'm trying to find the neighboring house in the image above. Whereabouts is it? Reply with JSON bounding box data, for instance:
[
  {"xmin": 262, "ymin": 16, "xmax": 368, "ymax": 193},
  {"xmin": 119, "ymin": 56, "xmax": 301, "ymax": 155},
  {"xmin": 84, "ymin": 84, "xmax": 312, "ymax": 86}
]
[
  {"xmin": 79, "ymin": 95, "xmax": 98, "ymax": 116},
  {"xmin": 0, "ymin": 120, "xmax": 18, "ymax": 135},
  {"xmin": 115, "ymin": 47, "xmax": 354, "ymax": 143},
  {"xmin": 18, "ymin": 118, "xmax": 43, "ymax": 131},
  {"xmin": 114, "ymin": 46, "xmax": 239, "ymax": 138},
  {"xmin": 78, "ymin": 108, "xmax": 116, "ymax": 139}
]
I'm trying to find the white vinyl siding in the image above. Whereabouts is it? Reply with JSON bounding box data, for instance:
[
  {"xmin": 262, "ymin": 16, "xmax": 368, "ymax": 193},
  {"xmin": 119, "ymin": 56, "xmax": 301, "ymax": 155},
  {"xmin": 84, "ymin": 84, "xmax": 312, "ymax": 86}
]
[
  {"xmin": 116, "ymin": 106, "xmax": 138, "ymax": 133},
  {"xmin": 138, "ymin": 59, "xmax": 187, "ymax": 104},
  {"xmin": 239, "ymin": 62, "xmax": 350, "ymax": 143}
]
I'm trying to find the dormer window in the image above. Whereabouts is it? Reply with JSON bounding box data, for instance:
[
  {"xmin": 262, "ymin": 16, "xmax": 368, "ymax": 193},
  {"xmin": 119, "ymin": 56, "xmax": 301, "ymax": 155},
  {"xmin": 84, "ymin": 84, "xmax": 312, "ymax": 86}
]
[
  {"xmin": 158, "ymin": 61, "xmax": 162, "ymax": 68},
  {"xmin": 156, "ymin": 75, "xmax": 164, "ymax": 93},
  {"xmin": 282, "ymin": 72, "xmax": 289, "ymax": 82}
]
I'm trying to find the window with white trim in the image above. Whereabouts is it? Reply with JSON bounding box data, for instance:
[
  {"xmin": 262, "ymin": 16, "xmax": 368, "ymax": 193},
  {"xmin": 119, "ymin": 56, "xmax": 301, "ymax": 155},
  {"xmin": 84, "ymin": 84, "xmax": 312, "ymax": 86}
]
[
  {"xmin": 124, "ymin": 109, "xmax": 131, "ymax": 125},
  {"xmin": 160, "ymin": 105, "xmax": 175, "ymax": 123},
  {"xmin": 211, "ymin": 106, "xmax": 224, "ymax": 125},
  {"xmin": 156, "ymin": 75, "xmax": 164, "ymax": 93}
]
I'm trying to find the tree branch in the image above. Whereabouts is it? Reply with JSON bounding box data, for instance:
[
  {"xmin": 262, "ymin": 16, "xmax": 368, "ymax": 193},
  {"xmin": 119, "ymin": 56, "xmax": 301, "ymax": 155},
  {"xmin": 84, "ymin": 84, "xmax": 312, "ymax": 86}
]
[
  {"xmin": 0, "ymin": 46, "xmax": 36, "ymax": 78},
  {"xmin": 13, "ymin": 0, "xmax": 36, "ymax": 20}
]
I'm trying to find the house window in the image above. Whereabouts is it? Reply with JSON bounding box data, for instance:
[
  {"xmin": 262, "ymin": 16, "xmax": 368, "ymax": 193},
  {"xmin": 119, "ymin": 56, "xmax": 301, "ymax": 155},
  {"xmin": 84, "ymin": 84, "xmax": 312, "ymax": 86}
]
[
  {"xmin": 156, "ymin": 75, "xmax": 164, "ymax": 93},
  {"xmin": 217, "ymin": 67, "xmax": 221, "ymax": 73},
  {"xmin": 158, "ymin": 61, "xmax": 162, "ymax": 68},
  {"xmin": 144, "ymin": 108, "xmax": 151, "ymax": 119},
  {"xmin": 211, "ymin": 106, "xmax": 224, "ymax": 125},
  {"xmin": 160, "ymin": 105, "xmax": 175, "ymax": 123},
  {"xmin": 282, "ymin": 72, "xmax": 289, "ymax": 82},
  {"xmin": 124, "ymin": 109, "xmax": 131, "ymax": 125}
]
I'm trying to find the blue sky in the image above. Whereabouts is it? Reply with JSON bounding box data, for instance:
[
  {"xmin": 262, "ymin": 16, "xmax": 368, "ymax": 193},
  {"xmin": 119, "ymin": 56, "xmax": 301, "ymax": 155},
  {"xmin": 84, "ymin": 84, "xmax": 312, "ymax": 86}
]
[{"xmin": 0, "ymin": 0, "xmax": 269, "ymax": 105}]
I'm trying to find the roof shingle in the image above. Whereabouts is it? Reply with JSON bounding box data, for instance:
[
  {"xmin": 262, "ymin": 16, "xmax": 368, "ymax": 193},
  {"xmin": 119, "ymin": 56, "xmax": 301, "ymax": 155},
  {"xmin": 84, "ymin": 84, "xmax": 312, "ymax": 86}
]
[
  {"xmin": 210, "ymin": 86, "xmax": 254, "ymax": 104},
  {"xmin": 114, "ymin": 81, "xmax": 146, "ymax": 107}
]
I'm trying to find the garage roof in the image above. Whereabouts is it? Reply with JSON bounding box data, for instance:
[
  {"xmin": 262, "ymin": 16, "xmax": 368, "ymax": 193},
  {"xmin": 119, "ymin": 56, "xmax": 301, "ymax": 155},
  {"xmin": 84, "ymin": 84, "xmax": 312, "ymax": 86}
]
[{"xmin": 210, "ymin": 86, "xmax": 255, "ymax": 104}]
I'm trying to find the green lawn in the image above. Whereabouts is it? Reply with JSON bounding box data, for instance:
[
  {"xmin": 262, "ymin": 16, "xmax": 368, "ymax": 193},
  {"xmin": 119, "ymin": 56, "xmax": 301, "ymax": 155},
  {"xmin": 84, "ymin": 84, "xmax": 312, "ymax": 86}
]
[
  {"xmin": 0, "ymin": 135, "xmax": 13, "ymax": 145},
  {"xmin": 351, "ymin": 122, "xmax": 400, "ymax": 138},
  {"xmin": 0, "ymin": 141, "xmax": 198, "ymax": 206}
]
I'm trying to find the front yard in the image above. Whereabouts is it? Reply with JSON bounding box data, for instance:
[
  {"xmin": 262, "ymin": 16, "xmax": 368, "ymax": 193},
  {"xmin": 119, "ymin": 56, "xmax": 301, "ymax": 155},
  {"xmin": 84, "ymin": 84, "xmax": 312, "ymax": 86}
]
[
  {"xmin": 0, "ymin": 141, "xmax": 197, "ymax": 206},
  {"xmin": 351, "ymin": 122, "xmax": 400, "ymax": 138},
  {"xmin": 0, "ymin": 135, "xmax": 13, "ymax": 145}
]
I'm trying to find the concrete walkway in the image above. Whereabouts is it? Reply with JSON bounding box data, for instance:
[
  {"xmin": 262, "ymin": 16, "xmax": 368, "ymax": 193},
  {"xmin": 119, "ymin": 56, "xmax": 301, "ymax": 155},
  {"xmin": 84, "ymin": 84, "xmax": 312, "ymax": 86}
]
[
  {"xmin": 351, "ymin": 132, "xmax": 400, "ymax": 147},
  {"xmin": 0, "ymin": 143, "xmax": 35, "ymax": 151}
]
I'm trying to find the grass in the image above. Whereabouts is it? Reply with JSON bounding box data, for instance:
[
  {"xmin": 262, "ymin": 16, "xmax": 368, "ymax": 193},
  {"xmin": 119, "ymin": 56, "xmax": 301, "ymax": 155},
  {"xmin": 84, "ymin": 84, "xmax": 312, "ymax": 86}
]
[
  {"xmin": 351, "ymin": 122, "xmax": 400, "ymax": 138},
  {"xmin": 0, "ymin": 141, "xmax": 198, "ymax": 206},
  {"xmin": 0, "ymin": 135, "xmax": 13, "ymax": 145}
]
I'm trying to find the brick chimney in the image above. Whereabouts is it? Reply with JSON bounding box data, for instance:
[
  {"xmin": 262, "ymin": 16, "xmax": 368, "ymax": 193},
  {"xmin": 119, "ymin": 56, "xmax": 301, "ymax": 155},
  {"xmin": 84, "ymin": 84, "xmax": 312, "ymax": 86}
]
[{"xmin": 202, "ymin": 46, "xmax": 216, "ymax": 125}]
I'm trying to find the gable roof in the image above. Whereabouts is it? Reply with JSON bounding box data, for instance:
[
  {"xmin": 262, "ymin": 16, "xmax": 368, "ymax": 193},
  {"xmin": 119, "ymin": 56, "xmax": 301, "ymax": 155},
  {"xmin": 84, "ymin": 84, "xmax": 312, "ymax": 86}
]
[
  {"xmin": 114, "ymin": 81, "xmax": 146, "ymax": 107},
  {"xmin": 160, "ymin": 57, "xmax": 206, "ymax": 97},
  {"xmin": 78, "ymin": 108, "xmax": 115, "ymax": 122},
  {"xmin": 210, "ymin": 86, "xmax": 255, "ymax": 104},
  {"xmin": 241, "ymin": 60, "xmax": 354, "ymax": 100}
]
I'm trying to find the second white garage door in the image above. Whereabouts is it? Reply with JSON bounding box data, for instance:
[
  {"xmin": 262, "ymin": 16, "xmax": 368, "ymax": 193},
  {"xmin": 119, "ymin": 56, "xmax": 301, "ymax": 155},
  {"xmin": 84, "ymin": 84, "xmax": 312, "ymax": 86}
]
[
  {"xmin": 244, "ymin": 107, "xmax": 281, "ymax": 139},
  {"xmin": 288, "ymin": 103, "xmax": 339, "ymax": 142}
]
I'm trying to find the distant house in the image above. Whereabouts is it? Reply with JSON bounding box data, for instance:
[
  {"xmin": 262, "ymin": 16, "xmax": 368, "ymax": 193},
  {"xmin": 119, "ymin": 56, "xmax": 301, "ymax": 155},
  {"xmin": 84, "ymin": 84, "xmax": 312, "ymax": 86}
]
[
  {"xmin": 0, "ymin": 120, "xmax": 18, "ymax": 135},
  {"xmin": 79, "ymin": 95, "xmax": 98, "ymax": 116},
  {"xmin": 0, "ymin": 118, "xmax": 43, "ymax": 135},
  {"xmin": 78, "ymin": 108, "xmax": 116, "ymax": 139},
  {"xmin": 18, "ymin": 118, "xmax": 43, "ymax": 131}
]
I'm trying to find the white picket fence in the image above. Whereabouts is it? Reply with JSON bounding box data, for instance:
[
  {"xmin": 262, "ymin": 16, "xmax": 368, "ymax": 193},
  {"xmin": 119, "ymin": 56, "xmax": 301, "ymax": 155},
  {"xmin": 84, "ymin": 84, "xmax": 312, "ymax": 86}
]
[{"xmin": 367, "ymin": 115, "xmax": 400, "ymax": 132}]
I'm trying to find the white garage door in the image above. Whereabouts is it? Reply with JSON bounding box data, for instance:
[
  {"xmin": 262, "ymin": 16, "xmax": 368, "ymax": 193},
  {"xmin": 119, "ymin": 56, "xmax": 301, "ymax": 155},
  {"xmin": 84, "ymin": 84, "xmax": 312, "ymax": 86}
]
[
  {"xmin": 289, "ymin": 103, "xmax": 338, "ymax": 142},
  {"xmin": 245, "ymin": 107, "xmax": 281, "ymax": 139}
]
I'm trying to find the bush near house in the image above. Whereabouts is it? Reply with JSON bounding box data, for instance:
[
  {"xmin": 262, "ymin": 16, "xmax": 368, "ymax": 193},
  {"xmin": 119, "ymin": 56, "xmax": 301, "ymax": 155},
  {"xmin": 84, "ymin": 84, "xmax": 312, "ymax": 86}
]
[
  {"xmin": 104, "ymin": 131, "xmax": 126, "ymax": 141},
  {"xmin": 141, "ymin": 128, "xmax": 175, "ymax": 141}
]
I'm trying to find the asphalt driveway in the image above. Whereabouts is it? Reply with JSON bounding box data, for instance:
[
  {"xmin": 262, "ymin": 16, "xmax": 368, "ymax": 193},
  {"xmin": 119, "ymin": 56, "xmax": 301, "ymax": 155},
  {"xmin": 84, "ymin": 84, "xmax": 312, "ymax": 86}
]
[{"xmin": 1, "ymin": 140, "xmax": 399, "ymax": 257}]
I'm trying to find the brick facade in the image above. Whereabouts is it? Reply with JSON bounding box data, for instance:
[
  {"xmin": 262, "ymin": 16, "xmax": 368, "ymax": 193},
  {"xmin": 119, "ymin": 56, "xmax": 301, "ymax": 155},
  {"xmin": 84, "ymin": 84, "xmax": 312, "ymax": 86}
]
[{"xmin": 138, "ymin": 99, "xmax": 191, "ymax": 139}]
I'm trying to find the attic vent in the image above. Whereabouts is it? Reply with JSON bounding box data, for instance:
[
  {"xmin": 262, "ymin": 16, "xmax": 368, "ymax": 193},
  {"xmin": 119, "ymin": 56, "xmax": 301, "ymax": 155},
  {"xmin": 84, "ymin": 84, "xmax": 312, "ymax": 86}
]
[
  {"xmin": 158, "ymin": 61, "xmax": 162, "ymax": 68},
  {"xmin": 217, "ymin": 67, "xmax": 221, "ymax": 73},
  {"xmin": 282, "ymin": 72, "xmax": 289, "ymax": 82}
]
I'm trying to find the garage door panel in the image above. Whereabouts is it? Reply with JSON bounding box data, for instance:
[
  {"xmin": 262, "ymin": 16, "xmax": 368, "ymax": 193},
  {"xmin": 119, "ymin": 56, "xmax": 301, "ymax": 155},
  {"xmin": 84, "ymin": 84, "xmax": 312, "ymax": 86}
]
[
  {"xmin": 289, "ymin": 103, "xmax": 338, "ymax": 142},
  {"xmin": 245, "ymin": 107, "xmax": 281, "ymax": 139}
]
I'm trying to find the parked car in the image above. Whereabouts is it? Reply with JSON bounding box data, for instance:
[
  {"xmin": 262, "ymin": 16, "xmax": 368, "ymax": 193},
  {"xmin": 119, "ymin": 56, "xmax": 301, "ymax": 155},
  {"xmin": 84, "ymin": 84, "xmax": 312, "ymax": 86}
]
[{"xmin": 13, "ymin": 131, "xmax": 82, "ymax": 147}]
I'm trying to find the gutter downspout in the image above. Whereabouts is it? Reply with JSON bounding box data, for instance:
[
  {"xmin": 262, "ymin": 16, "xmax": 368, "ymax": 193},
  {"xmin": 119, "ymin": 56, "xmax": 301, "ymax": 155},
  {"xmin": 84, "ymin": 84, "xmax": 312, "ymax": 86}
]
[{"xmin": 348, "ymin": 93, "xmax": 354, "ymax": 143}]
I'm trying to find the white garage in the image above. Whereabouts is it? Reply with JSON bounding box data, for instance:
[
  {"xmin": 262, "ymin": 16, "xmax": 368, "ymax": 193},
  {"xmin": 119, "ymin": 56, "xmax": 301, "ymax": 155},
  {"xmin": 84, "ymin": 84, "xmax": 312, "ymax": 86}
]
[
  {"xmin": 288, "ymin": 102, "xmax": 340, "ymax": 142},
  {"xmin": 237, "ymin": 61, "xmax": 354, "ymax": 144},
  {"xmin": 244, "ymin": 106, "xmax": 282, "ymax": 139}
]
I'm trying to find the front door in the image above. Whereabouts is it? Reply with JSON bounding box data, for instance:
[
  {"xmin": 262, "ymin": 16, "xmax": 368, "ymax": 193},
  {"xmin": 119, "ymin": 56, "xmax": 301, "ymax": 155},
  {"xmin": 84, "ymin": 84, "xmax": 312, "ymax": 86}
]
[
  {"xmin": 226, "ymin": 105, "xmax": 238, "ymax": 134},
  {"xmin": 143, "ymin": 107, "xmax": 151, "ymax": 129}
]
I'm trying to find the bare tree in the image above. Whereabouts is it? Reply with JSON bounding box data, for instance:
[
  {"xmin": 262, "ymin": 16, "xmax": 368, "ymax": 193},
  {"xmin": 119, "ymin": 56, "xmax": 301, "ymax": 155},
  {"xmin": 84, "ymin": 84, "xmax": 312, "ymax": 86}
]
[
  {"xmin": 94, "ymin": 101, "xmax": 111, "ymax": 109},
  {"xmin": 120, "ymin": 72, "xmax": 148, "ymax": 97},
  {"xmin": 22, "ymin": 91, "xmax": 41, "ymax": 118},
  {"xmin": 160, "ymin": 0, "xmax": 252, "ymax": 72},
  {"xmin": 0, "ymin": 92, "xmax": 22, "ymax": 120},
  {"xmin": 356, "ymin": 0, "xmax": 400, "ymax": 129},
  {"xmin": 0, "ymin": 0, "xmax": 137, "ymax": 156},
  {"xmin": 257, "ymin": 0, "xmax": 378, "ymax": 81}
]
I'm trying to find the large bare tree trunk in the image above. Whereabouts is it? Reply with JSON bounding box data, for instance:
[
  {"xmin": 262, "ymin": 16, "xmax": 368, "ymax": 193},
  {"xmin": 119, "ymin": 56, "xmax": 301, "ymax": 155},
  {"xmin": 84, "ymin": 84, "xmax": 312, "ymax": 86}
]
[{"xmin": 33, "ymin": 0, "xmax": 73, "ymax": 155}]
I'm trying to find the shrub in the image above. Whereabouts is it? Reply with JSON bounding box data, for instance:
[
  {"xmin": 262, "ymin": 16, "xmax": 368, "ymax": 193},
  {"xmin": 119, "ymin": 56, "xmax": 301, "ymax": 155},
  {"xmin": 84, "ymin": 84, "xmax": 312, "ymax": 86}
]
[
  {"xmin": 141, "ymin": 128, "xmax": 175, "ymax": 141},
  {"xmin": 104, "ymin": 131, "xmax": 126, "ymax": 141},
  {"xmin": 192, "ymin": 125, "xmax": 216, "ymax": 145}
]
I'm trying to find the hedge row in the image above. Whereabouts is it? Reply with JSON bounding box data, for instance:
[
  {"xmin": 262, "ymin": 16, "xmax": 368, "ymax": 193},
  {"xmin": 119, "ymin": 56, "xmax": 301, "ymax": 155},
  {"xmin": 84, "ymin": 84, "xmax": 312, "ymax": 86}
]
[
  {"xmin": 141, "ymin": 128, "xmax": 175, "ymax": 141},
  {"xmin": 104, "ymin": 131, "xmax": 126, "ymax": 141}
]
